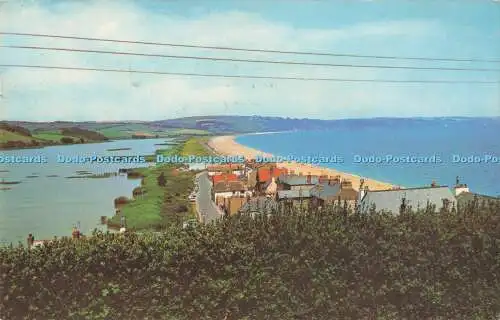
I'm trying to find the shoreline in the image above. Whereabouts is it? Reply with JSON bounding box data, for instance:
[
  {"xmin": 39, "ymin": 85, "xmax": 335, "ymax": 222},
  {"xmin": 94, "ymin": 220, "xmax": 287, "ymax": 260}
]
[{"xmin": 208, "ymin": 135, "xmax": 396, "ymax": 191}]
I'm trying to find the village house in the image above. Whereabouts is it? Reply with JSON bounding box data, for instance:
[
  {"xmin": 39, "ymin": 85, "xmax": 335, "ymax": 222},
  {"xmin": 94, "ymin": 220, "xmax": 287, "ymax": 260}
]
[
  {"xmin": 249, "ymin": 165, "xmax": 288, "ymax": 195},
  {"xmin": 276, "ymin": 189, "xmax": 312, "ymax": 209},
  {"xmin": 358, "ymin": 182, "xmax": 457, "ymax": 214},
  {"xmin": 207, "ymin": 164, "xmax": 245, "ymax": 177},
  {"xmin": 452, "ymin": 177, "xmax": 500, "ymax": 206},
  {"xmin": 456, "ymin": 191, "xmax": 500, "ymax": 206},
  {"xmin": 212, "ymin": 173, "xmax": 239, "ymax": 185},
  {"xmin": 238, "ymin": 196, "xmax": 279, "ymax": 217},
  {"xmin": 212, "ymin": 180, "xmax": 252, "ymax": 206},
  {"xmin": 310, "ymin": 179, "xmax": 358, "ymax": 209},
  {"xmin": 277, "ymin": 173, "xmax": 321, "ymax": 191},
  {"xmin": 452, "ymin": 176, "xmax": 469, "ymax": 197},
  {"xmin": 218, "ymin": 196, "xmax": 248, "ymax": 216}
]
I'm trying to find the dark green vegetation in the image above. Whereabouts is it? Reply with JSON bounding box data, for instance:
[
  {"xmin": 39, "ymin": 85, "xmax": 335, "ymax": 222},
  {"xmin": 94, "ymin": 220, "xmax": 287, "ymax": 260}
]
[
  {"xmin": 1, "ymin": 200, "xmax": 500, "ymax": 320},
  {"xmin": 0, "ymin": 180, "xmax": 21, "ymax": 185},
  {"xmin": 108, "ymin": 138, "xmax": 212, "ymax": 230},
  {"xmin": 65, "ymin": 172, "xmax": 118, "ymax": 179},
  {"xmin": 107, "ymin": 147, "xmax": 132, "ymax": 151},
  {"xmin": 60, "ymin": 127, "xmax": 109, "ymax": 141}
]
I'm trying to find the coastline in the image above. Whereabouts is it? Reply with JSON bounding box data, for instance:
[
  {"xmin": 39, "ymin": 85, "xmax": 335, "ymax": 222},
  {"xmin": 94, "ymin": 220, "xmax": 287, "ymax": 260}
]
[{"xmin": 208, "ymin": 135, "xmax": 396, "ymax": 191}]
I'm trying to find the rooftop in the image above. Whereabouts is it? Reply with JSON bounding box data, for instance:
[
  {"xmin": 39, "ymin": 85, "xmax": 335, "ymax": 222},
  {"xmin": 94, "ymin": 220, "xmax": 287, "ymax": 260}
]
[
  {"xmin": 278, "ymin": 174, "xmax": 320, "ymax": 185},
  {"xmin": 213, "ymin": 181, "xmax": 247, "ymax": 193},
  {"xmin": 257, "ymin": 167, "xmax": 288, "ymax": 183},
  {"xmin": 360, "ymin": 186, "xmax": 456, "ymax": 214},
  {"xmin": 310, "ymin": 183, "xmax": 341, "ymax": 200},
  {"xmin": 277, "ymin": 189, "xmax": 312, "ymax": 199},
  {"xmin": 212, "ymin": 173, "xmax": 239, "ymax": 184},
  {"xmin": 367, "ymin": 185, "xmax": 450, "ymax": 193},
  {"xmin": 457, "ymin": 192, "xmax": 500, "ymax": 204}
]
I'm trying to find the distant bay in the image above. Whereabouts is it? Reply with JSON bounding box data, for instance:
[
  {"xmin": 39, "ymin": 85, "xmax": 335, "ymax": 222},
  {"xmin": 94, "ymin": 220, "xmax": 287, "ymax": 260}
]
[{"xmin": 236, "ymin": 118, "xmax": 500, "ymax": 197}]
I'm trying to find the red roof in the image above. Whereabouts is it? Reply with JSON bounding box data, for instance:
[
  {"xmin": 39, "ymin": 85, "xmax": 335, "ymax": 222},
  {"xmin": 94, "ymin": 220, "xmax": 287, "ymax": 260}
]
[
  {"xmin": 212, "ymin": 173, "xmax": 239, "ymax": 184},
  {"xmin": 257, "ymin": 167, "xmax": 288, "ymax": 183}
]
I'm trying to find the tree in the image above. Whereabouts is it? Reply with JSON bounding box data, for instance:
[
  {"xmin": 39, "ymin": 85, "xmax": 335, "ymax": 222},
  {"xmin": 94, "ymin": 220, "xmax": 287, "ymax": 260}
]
[
  {"xmin": 60, "ymin": 137, "xmax": 74, "ymax": 144},
  {"xmin": 157, "ymin": 172, "xmax": 166, "ymax": 187}
]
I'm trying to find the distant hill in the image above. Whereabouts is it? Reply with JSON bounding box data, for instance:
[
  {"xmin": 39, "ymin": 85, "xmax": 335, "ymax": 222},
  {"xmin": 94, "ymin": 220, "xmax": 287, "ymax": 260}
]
[
  {"xmin": 150, "ymin": 115, "xmax": 499, "ymax": 134},
  {"xmin": 3, "ymin": 116, "xmax": 498, "ymax": 136}
]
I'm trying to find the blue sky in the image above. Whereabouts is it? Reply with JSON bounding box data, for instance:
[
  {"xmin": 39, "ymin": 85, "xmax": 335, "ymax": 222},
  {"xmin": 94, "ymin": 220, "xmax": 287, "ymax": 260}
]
[{"xmin": 0, "ymin": 0, "xmax": 499, "ymax": 121}]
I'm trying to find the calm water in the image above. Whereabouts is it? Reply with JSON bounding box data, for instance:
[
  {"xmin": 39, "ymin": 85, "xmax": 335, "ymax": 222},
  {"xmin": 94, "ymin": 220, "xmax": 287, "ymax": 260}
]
[
  {"xmin": 236, "ymin": 118, "xmax": 500, "ymax": 197},
  {"xmin": 0, "ymin": 138, "xmax": 169, "ymax": 245}
]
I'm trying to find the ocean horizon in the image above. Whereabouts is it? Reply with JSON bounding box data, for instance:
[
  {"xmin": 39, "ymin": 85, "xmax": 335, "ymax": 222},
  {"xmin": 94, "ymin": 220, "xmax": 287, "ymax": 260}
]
[{"xmin": 235, "ymin": 118, "xmax": 500, "ymax": 197}]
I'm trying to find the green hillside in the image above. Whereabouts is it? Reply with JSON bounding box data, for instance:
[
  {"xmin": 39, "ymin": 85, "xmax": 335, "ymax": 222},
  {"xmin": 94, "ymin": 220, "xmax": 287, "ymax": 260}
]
[
  {"xmin": 0, "ymin": 129, "xmax": 35, "ymax": 143},
  {"xmin": 0, "ymin": 123, "xmax": 114, "ymax": 149},
  {"xmin": 0, "ymin": 128, "xmax": 48, "ymax": 149}
]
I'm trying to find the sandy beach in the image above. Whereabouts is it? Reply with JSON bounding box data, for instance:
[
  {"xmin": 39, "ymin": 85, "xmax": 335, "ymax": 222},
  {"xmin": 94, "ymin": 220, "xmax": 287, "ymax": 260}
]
[{"xmin": 208, "ymin": 135, "xmax": 396, "ymax": 191}]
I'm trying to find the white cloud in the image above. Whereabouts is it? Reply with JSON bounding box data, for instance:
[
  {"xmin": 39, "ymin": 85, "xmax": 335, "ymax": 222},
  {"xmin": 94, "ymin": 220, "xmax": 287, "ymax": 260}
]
[{"xmin": 0, "ymin": 1, "xmax": 496, "ymax": 121}]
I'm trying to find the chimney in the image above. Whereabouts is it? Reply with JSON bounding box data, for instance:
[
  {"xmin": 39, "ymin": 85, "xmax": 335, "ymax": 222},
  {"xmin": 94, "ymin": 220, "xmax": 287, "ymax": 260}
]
[
  {"xmin": 359, "ymin": 178, "xmax": 365, "ymax": 191},
  {"xmin": 358, "ymin": 185, "xmax": 368, "ymax": 203}
]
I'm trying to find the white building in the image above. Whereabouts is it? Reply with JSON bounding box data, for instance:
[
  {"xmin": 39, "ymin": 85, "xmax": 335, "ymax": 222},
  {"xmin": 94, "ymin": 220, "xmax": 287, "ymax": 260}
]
[
  {"xmin": 213, "ymin": 181, "xmax": 252, "ymax": 200},
  {"xmin": 359, "ymin": 185, "xmax": 457, "ymax": 214}
]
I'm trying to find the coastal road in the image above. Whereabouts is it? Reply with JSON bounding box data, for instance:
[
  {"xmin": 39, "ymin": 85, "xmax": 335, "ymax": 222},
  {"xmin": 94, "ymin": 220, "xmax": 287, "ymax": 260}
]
[{"xmin": 195, "ymin": 171, "xmax": 223, "ymax": 224}]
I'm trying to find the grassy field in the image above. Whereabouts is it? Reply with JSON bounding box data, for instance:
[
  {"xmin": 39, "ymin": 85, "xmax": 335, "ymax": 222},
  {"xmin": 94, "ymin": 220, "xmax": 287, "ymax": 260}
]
[
  {"xmin": 0, "ymin": 129, "xmax": 38, "ymax": 143},
  {"xmin": 108, "ymin": 137, "xmax": 212, "ymax": 230},
  {"xmin": 109, "ymin": 164, "xmax": 196, "ymax": 230},
  {"xmin": 97, "ymin": 125, "xmax": 211, "ymax": 139},
  {"xmin": 109, "ymin": 165, "xmax": 195, "ymax": 230},
  {"xmin": 96, "ymin": 124, "xmax": 157, "ymax": 139},
  {"xmin": 167, "ymin": 128, "xmax": 211, "ymax": 136},
  {"xmin": 179, "ymin": 136, "xmax": 213, "ymax": 156},
  {"xmin": 32, "ymin": 130, "xmax": 75, "ymax": 142}
]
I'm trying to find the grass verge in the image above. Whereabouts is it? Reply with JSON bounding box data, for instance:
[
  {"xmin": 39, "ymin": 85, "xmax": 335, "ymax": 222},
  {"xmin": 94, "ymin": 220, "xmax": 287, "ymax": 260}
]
[{"xmin": 109, "ymin": 137, "xmax": 213, "ymax": 230}]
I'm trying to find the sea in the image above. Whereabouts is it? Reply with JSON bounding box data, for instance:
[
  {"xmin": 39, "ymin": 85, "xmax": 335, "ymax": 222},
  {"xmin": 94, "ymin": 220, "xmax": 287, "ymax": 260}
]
[{"xmin": 236, "ymin": 117, "xmax": 500, "ymax": 197}]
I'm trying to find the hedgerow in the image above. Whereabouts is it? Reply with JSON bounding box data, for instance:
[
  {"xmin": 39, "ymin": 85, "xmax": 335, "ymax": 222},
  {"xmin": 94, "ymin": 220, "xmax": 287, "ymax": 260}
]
[{"xmin": 1, "ymin": 200, "xmax": 500, "ymax": 319}]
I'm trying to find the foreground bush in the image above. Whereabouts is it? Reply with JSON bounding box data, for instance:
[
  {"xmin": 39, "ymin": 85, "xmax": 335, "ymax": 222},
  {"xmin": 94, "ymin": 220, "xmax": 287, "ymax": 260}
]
[{"xmin": 1, "ymin": 202, "xmax": 500, "ymax": 319}]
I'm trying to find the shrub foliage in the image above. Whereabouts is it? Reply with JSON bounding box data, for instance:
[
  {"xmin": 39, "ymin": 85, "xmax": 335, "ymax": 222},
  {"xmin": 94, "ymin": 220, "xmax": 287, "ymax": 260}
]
[{"xmin": 1, "ymin": 201, "xmax": 500, "ymax": 319}]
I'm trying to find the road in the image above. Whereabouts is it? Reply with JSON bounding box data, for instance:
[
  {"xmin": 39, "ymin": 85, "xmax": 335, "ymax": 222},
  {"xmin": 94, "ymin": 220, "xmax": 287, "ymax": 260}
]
[{"xmin": 195, "ymin": 171, "xmax": 223, "ymax": 224}]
